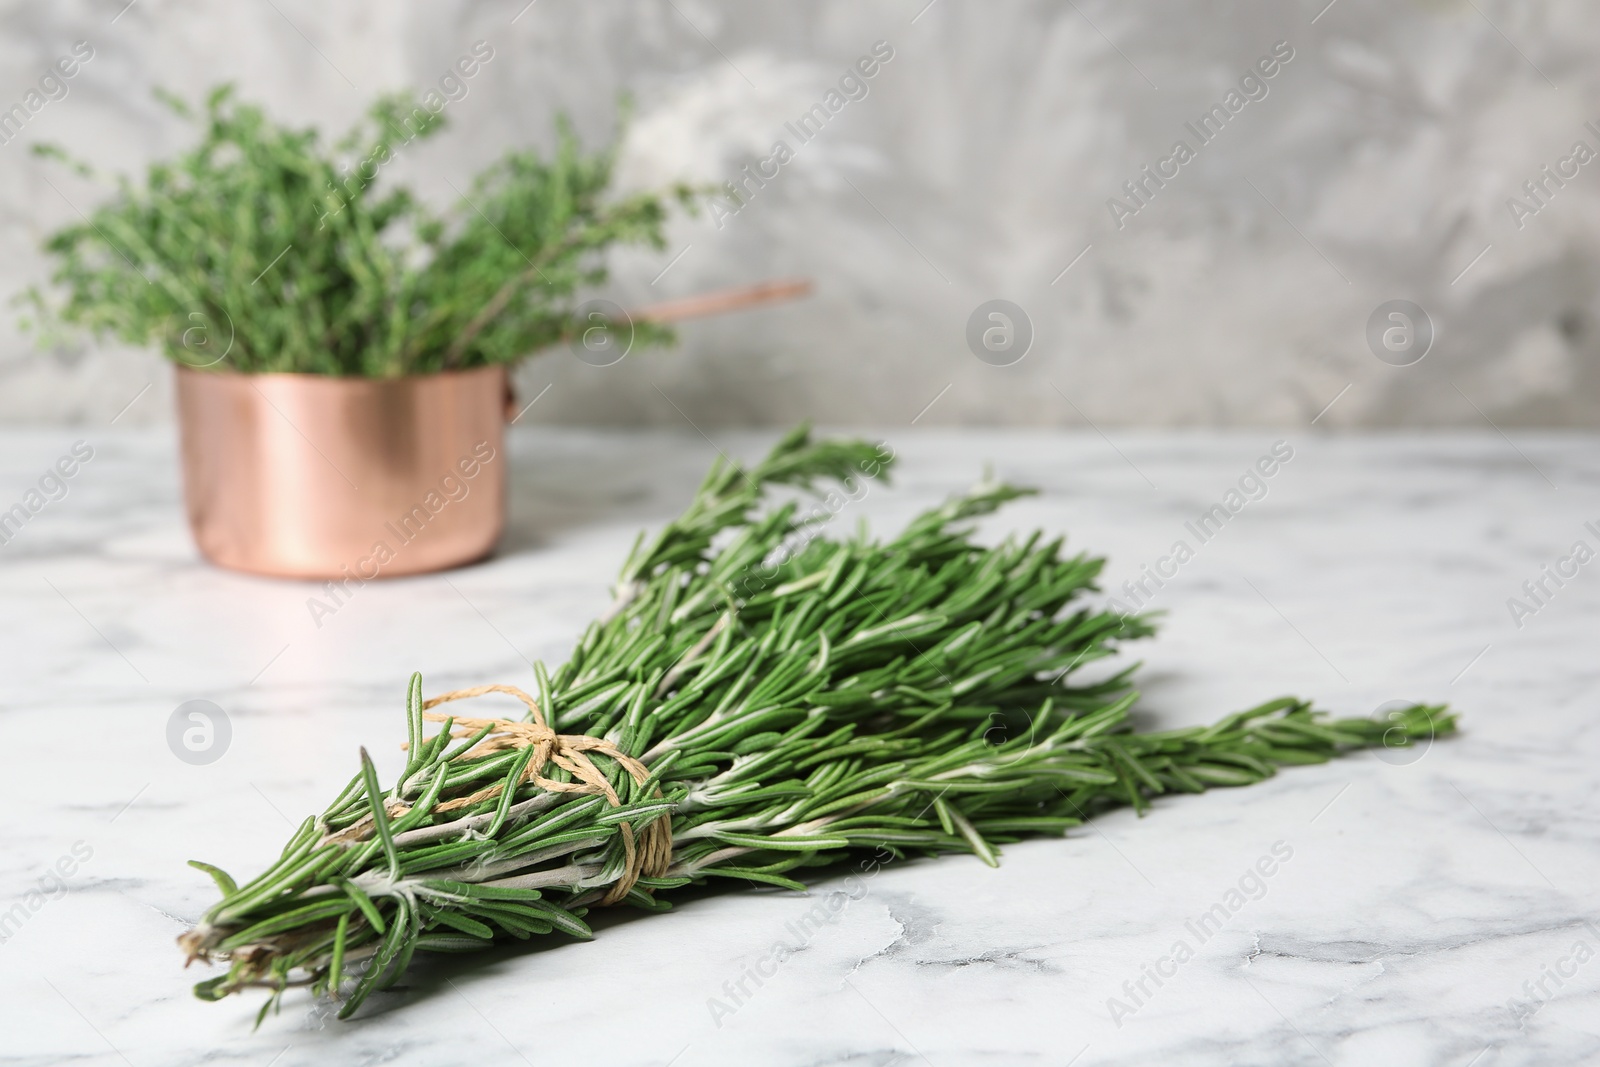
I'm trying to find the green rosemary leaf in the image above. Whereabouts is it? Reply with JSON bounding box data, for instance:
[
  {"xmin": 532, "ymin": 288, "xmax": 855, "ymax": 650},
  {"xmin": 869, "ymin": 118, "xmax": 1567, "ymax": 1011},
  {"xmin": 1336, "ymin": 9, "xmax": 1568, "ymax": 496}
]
[
  {"xmin": 418, "ymin": 880, "xmax": 542, "ymax": 903},
  {"xmin": 327, "ymin": 912, "xmax": 349, "ymax": 994},
  {"xmin": 701, "ymin": 868, "xmax": 810, "ymax": 892},
  {"xmin": 390, "ymin": 758, "xmax": 453, "ymax": 834},
  {"xmin": 711, "ymin": 831, "xmax": 853, "ymax": 851},
  {"xmin": 423, "ymin": 905, "xmax": 495, "ymax": 941},
  {"xmin": 333, "ymin": 882, "xmax": 384, "ymax": 937},
  {"xmin": 187, "ymin": 860, "xmax": 237, "ymax": 897},
  {"xmin": 1185, "ymin": 764, "xmax": 1266, "ymax": 787},
  {"xmin": 414, "ymin": 934, "xmax": 496, "ymax": 953},
  {"xmin": 359, "ymin": 748, "xmax": 400, "ymax": 881},
  {"xmin": 973, "ymin": 817, "xmax": 1082, "ymax": 835},
  {"xmin": 484, "ymin": 747, "xmax": 537, "ymax": 839},
  {"xmin": 405, "ymin": 672, "xmax": 425, "ymax": 766}
]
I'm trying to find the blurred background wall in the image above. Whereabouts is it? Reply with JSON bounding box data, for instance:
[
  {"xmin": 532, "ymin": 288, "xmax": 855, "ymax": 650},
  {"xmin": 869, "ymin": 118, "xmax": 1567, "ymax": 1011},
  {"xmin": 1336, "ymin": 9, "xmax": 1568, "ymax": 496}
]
[{"xmin": 0, "ymin": 0, "xmax": 1593, "ymax": 428}]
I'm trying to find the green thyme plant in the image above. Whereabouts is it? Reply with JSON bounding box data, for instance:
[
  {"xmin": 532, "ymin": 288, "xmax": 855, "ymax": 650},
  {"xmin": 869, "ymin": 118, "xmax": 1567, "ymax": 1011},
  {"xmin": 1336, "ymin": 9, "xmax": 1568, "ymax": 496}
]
[
  {"xmin": 177, "ymin": 428, "xmax": 1455, "ymax": 1022},
  {"xmin": 21, "ymin": 85, "xmax": 691, "ymax": 375}
]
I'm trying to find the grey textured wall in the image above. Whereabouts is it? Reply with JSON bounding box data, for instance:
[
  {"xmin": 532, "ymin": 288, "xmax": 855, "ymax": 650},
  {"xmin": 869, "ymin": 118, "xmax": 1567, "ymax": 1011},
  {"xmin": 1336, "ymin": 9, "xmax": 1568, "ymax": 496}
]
[{"xmin": 0, "ymin": 1, "xmax": 1594, "ymax": 428}]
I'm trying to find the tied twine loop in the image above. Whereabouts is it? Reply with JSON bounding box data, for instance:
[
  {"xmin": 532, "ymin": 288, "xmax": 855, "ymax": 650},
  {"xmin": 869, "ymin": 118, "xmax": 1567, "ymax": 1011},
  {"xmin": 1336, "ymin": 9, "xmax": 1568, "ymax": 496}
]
[{"xmin": 421, "ymin": 685, "xmax": 670, "ymax": 906}]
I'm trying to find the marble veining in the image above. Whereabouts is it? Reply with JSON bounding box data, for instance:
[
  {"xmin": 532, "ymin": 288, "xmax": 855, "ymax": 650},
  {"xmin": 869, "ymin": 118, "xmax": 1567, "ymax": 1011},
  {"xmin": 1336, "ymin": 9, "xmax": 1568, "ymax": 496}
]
[{"xmin": 0, "ymin": 428, "xmax": 1596, "ymax": 1066}]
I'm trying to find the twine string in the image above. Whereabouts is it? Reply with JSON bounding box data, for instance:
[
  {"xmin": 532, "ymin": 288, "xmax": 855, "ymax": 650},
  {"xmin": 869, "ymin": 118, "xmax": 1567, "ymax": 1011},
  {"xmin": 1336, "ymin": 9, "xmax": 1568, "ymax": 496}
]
[{"xmin": 419, "ymin": 685, "xmax": 671, "ymax": 906}]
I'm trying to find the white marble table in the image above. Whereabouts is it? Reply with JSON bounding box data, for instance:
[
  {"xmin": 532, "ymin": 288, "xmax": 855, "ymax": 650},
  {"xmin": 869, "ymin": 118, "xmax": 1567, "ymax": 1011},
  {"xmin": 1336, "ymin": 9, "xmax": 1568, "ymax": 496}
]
[{"xmin": 1, "ymin": 427, "xmax": 1595, "ymax": 1067}]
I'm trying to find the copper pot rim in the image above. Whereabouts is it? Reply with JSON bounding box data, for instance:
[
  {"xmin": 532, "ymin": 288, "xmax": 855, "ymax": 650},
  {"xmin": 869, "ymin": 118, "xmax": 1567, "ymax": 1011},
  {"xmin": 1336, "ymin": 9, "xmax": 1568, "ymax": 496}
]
[{"xmin": 174, "ymin": 362, "xmax": 509, "ymax": 385}]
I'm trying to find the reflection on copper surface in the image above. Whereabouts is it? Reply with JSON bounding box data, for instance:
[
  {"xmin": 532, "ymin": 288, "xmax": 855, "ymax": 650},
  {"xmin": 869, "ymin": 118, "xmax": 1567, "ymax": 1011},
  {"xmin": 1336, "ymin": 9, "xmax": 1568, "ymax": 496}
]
[{"xmin": 175, "ymin": 365, "xmax": 507, "ymax": 579}]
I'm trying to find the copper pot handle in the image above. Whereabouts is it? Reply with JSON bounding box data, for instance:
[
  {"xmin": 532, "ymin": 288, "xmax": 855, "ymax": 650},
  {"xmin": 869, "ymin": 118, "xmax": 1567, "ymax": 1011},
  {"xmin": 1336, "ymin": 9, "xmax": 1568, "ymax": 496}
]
[
  {"xmin": 498, "ymin": 278, "xmax": 812, "ymax": 422},
  {"xmin": 630, "ymin": 278, "xmax": 812, "ymax": 324}
]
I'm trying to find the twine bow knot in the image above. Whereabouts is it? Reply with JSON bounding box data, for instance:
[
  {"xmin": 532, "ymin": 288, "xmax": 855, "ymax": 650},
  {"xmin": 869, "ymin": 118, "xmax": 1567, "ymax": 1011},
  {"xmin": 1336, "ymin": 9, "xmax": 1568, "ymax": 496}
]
[{"xmin": 421, "ymin": 685, "xmax": 670, "ymax": 905}]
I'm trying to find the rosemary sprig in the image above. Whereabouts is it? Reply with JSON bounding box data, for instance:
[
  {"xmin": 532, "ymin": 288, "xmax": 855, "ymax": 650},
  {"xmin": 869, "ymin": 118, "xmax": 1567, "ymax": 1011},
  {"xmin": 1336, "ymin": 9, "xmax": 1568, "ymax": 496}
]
[{"xmin": 178, "ymin": 427, "xmax": 1454, "ymax": 1021}]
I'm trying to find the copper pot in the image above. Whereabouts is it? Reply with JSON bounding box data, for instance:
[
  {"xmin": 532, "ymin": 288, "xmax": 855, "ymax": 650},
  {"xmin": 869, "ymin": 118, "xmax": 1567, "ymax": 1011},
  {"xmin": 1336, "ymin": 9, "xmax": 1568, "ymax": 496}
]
[{"xmin": 175, "ymin": 365, "xmax": 508, "ymax": 579}]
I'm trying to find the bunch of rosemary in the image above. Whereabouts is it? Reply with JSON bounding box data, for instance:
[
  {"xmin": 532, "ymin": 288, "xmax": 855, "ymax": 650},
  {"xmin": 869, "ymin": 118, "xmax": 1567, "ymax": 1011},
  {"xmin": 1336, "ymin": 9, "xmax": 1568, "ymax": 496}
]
[
  {"xmin": 22, "ymin": 86, "xmax": 687, "ymax": 375},
  {"xmin": 179, "ymin": 428, "xmax": 1452, "ymax": 1021}
]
